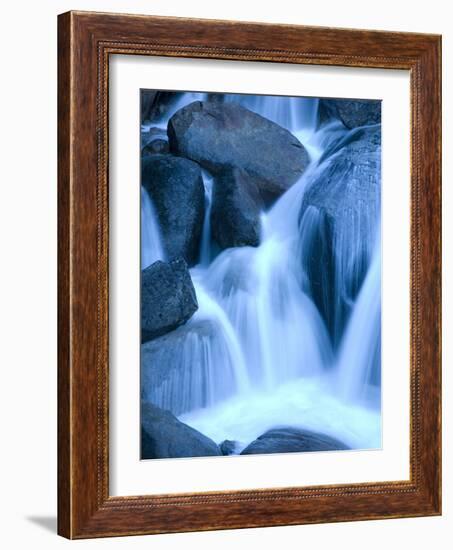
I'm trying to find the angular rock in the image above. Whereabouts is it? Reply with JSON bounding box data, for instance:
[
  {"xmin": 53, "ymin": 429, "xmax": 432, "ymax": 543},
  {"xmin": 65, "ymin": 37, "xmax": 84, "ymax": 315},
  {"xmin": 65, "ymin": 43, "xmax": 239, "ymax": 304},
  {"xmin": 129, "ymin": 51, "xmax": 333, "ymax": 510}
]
[
  {"xmin": 141, "ymin": 402, "xmax": 221, "ymax": 459},
  {"xmin": 168, "ymin": 101, "xmax": 310, "ymax": 201},
  {"xmin": 142, "ymin": 154, "xmax": 205, "ymax": 265},
  {"xmin": 141, "ymin": 319, "xmax": 238, "ymax": 415},
  {"xmin": 211, "ymin": 167, "xmax": 263, "ymax": 250},
  {"xmin": 241, "ymin": 427, "xmax": 349, "ymax": 455},
  {"xmin": 141, "ymin": 259, "xmax": 198, "ymax": 343},
  {"xmin": 299, "ymin": 125, "xmax": 381, "ymax": 346},
  {"xmin": 318, "ymin": 98, "xmax": 381, "ymax": 129}
]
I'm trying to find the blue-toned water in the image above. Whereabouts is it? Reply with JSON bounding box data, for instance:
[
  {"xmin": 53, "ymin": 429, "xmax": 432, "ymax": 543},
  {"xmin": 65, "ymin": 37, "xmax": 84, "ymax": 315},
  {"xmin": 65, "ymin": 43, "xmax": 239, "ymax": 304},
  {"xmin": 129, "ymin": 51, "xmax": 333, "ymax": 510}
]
[{"xmin": 141, "ymin": 93, "xmax": 381, "ymax": 451}]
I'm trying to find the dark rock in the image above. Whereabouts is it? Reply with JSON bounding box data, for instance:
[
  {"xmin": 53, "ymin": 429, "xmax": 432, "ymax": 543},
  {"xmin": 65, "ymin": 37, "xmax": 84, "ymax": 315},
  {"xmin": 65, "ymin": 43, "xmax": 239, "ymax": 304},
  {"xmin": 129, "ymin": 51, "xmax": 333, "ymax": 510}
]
[
  {"xmin": 141, "ymin": 319, "xmax": 238, "ymax": 415},
  {"xmin": 168, "ymin": 101, "xmax": 310, "ymax": 201},
  {"xmin": 211, "ymin": 168, "xmax": 263, "ymax": 250},
  {"xmin": 141, "ymin": 91, "xmax": 185, "ymax": 125},
  {"xmin": 141, "ymin": 402, "xmax": 221, "ymax": 459},
  {"xmin": 141, "ymin": 259, "xmax": 198, "ymax": 343},
  {"xmin": 299, "ymin": 125, "xmax": 381, "ymax": 346},
  {"xmin": 142, "ymin": 139, "xmax": 170, "ymax": 156},
  {"xmin": 220, "ymin": 440, "xmax": 239, "ymax": 456},
  {"xmin": 141, "ymin": 91, "xmax": 158, "ymax": 123},
  {"xmin": 141, "ymin": 126, "xmax": 167, "ymax": 149},
  {"xmin": 241, "ymin": 427, "xmax": 349, "ymax": 455},
  {"xmin": 318, "ymin": 98, "xmax": 381, "ymax": 129},
  {"xmin": 142, "ymin": 154, "xmax": 205, "ymax": 265}
]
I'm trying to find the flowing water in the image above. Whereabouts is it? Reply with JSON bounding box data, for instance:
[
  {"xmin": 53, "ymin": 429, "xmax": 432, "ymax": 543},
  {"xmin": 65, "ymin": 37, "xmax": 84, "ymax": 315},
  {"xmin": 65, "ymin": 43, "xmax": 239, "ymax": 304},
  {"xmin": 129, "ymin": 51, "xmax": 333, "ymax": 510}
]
[{"xmin": 141, "ymin": 92, "xmax": 382, "ymax": 452}]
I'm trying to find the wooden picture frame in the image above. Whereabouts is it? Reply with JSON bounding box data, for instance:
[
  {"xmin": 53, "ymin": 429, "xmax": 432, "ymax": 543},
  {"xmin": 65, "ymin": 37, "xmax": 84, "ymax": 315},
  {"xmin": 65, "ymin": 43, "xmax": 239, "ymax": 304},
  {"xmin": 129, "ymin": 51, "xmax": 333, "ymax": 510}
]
[{"xmin": 58, "ymin": 10, "xmax": 441, "ymax": 539}]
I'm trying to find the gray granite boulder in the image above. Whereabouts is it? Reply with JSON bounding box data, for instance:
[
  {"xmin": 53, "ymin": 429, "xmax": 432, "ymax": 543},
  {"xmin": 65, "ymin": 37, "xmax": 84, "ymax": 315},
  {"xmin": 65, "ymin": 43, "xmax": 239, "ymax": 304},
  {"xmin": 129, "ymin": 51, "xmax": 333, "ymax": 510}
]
[
  {"xmin": 168, "ymin": 101, "xmax": 310, "ymax": 201},
  {"xmin": 241, "ymin": 427, "xmax": 349, "ymax": 455},
  {"xmin": 318, "ymin": 98, "xmax": 381, "ymax": 129},
  {"xmin": 141, "ymin": 259, "xmax": 198, "ymax": 343},
  {"xmin": 142, "ymin": 154, "xmax": 205, "ymax": 265},
  {"xmin": 211, "ymin": 167, "xmax": 263, "ymax": 250},
  {"xmin": 141, "ymin": 402, "xmax": 221, "ymax": 459}
]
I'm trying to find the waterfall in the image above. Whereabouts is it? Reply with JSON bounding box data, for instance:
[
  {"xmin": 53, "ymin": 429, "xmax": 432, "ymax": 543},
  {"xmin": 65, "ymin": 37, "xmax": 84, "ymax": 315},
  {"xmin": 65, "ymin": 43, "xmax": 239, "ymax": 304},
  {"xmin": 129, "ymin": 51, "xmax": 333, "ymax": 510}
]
[
  {"xmin": 141, "ymin": 90, "xmax": 382, "ymax": 452},
  {"xmin": 199, "ymin": 170, "xmax": 214, "ymax": 266},
  {"xmin": 336, "ymin": 233, "xmax": 381, "ymax": 401},
  {"xmin": 141, "ymin": 186, "xmax": 165, "ymax": 268},
  {"xmin": 225, "ymin": 94, "xmax": 319, "ymax": 133}
]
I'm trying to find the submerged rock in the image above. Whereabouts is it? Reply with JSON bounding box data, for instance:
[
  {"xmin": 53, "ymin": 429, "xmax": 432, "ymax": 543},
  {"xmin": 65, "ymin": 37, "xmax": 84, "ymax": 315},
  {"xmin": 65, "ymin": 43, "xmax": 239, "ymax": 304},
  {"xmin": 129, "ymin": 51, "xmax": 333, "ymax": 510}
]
[
  {"xmin": 168, "ymin": 101, "xmax": 310, "ymax": 201},
  {"xmin": 141, "ymin": 402, "xmax": 221, "ymax": 459},
  {"xmin": 318, "ymin": 98, "xmax": 381, "ymax": 129},
  {"xmin": 141, "ymin": 319, "xmax": 239, "ymax": 416},
  {"xmin": 299, "ymin": 125, "xmax": 381, "ymax": 346},
  {"xmin": 141, "ymin": 259, "xmax": 198, "ymax": 343},
  {"xmin": 220, "ymin": 440, "xmax": 239, "ymax": 456},
  {"xmin": 241, "ymin": 427, "xmax": 349, "ymax": 455},
  {"xmin": 211, "ymin": 167, "xmax": 263, "ymax": 250},
  {"xmin": 142, "ymin": 154, "xmax": 205, "ymax": 265}
]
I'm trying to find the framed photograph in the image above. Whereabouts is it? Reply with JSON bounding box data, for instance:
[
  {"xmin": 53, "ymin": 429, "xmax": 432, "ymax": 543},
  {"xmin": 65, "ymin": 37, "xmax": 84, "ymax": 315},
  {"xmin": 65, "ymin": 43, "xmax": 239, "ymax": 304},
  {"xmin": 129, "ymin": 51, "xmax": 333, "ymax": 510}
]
[{"xmin": 58, "ymin": 11, "xmax": 441, "ymax": 539}]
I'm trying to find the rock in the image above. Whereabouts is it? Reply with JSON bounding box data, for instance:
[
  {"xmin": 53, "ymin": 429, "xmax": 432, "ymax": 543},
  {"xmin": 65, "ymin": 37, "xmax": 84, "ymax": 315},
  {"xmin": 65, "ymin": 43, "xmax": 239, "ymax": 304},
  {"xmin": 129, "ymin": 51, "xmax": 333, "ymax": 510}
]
[
  {"xmin": 141, "ymin": 91, "xmax": 158, "ymax": 123},
  {"xmin": 168, "ymin": 101, "xmax": 310, "ymax": 201},
  {"xmin": 141, "ymin": 91, "xmax": 184, "ymax": 125},
  {"xmin": 142, "ymin": 154, "xmax": 205, "ymax": 265},
  {"xmin": 141, "ymin": 319, "xmax": 239, "ymax": 415},
  {"xmin": 241, "ymin": 427, "xmax": 349, "ymax": 455},
  {"xmin": 219, "ymin": 440, "xmax": 239, "ymax": 456},
  {"xmin": 141, "ymin": 402, "xmax": 221, "ymax": 459},
  {"xmin": 211, "ymin": 167, "xmax": 263, "ymax": 250},
  {"xmin": 142, "ymin": 139, "xmax": 169, "ymax": 156},
  {"xmin": 318, "ymin": 98, "xmax": 381, "ymax": 129},
  {"xmin": 299, "ymin": 125, "xmax": 381, "ymax": 346},
  {"xmin": 141, "ymin": 259, "xmax": 198, "ymax": 343},
  {"xmin": 141, "ymin": 126, "xmax": 167, "ymax": 150}
]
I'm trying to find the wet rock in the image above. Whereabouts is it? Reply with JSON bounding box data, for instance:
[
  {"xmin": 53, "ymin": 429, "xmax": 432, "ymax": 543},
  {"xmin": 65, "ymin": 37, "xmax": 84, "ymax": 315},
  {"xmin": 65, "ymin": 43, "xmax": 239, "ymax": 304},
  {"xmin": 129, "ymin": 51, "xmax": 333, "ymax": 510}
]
[
  {"xmin": 220, "ymin": 440, "xmax": 239, "ymax": 456},
  {"xmin": 141, "ymin": 259, "xmax": 198, "ymax": 343},
  {"xmin": 141, "ymin": 402, "xmax": 221, "ymax": 459},
  {"xmin": 141, "ymin": 126, "xmax": 167, "ymax": 149},
  {"xmin": 241, "ymin": 427, "xmax": 349, "ymax": 455},
  {"xmin": 211, "ymin": 168, "xmax": 263, "ymax": 250},
  {"xmin": 168, "ymin": 101, "xmax": 310, "ymax": 201},
  {"xmin": 141, "ymin": 91, "xmax": 185, "ymax": 125},
  {"xmin": 299, "ymin": 125, "xmax": 381, "ymax": 346},
  {"xmin": 142, "ymin": 154, "xmax": 205, "ymax": 265},
  {"xmin": 318, "ymin": 98, "xmax": 381, "ymax": 129},
  {"xmin": 142, "ymin": 139, "xmax": 170, "ymax": 156}
]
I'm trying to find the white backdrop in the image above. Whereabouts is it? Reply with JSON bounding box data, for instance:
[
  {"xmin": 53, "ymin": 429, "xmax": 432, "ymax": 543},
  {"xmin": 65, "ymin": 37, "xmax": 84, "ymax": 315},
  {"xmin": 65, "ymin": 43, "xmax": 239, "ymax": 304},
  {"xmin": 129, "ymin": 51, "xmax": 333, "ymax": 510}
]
[{"xmin": 0, "ymin": 0, "xmax": 450, "ymax": 548}]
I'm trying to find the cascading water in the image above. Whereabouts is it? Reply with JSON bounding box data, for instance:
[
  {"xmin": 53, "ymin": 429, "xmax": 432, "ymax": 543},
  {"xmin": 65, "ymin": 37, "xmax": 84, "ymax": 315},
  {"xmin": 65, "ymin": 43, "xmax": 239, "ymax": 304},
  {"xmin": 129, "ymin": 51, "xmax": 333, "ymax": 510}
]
[
  {"xmin": 141, "ymin": 187, "xmax": 165, "ymax": 268},
  {"xmin": 141, "ymin": 92, "xmax": 382, "ymax": 452}
]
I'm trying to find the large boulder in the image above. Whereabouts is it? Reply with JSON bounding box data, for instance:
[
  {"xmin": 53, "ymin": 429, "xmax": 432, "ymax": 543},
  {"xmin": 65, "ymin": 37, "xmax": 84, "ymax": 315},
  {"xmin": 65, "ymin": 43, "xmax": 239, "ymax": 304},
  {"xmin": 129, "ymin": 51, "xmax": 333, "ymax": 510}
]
[
  {"xmin": 318, "ymin": 98, "xmax": 381, "ymax": 129},
  {"xmin": 168, "ymin": 101, "xmax": 310, "ymax": 201},
  {"xmin": 141, "ymin": 259, "xmax": 198, "ymax": 343},
  {"xmin": 141, "ymin": 319, "xmax": 239, "ymax": 415},
  {"xmin": 211, "ymin": 167, "xmax": 263, "ymax": 250},
  {"xmin": 141, "ymin": 402, "xmax": 221, "ymax": 459},
  {"xmin": 241, "ymin": 427, "xmax": 349, "ymax": 455},
  {"xmin": 299, "ymin": 125, "xmax": 381, "ymax": 346},
  {"xmin": 142, "ymin": 154, "xmax": 205, "ymax": 265}
]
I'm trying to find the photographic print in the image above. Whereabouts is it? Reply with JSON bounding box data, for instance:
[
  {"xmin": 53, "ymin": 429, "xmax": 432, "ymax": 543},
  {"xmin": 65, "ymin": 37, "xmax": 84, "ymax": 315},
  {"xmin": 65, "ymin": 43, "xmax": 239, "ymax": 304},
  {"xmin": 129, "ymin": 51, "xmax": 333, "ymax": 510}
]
[{"xmin": 140, "ymin": 90, "xmax": 381, "ymax": 460}]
